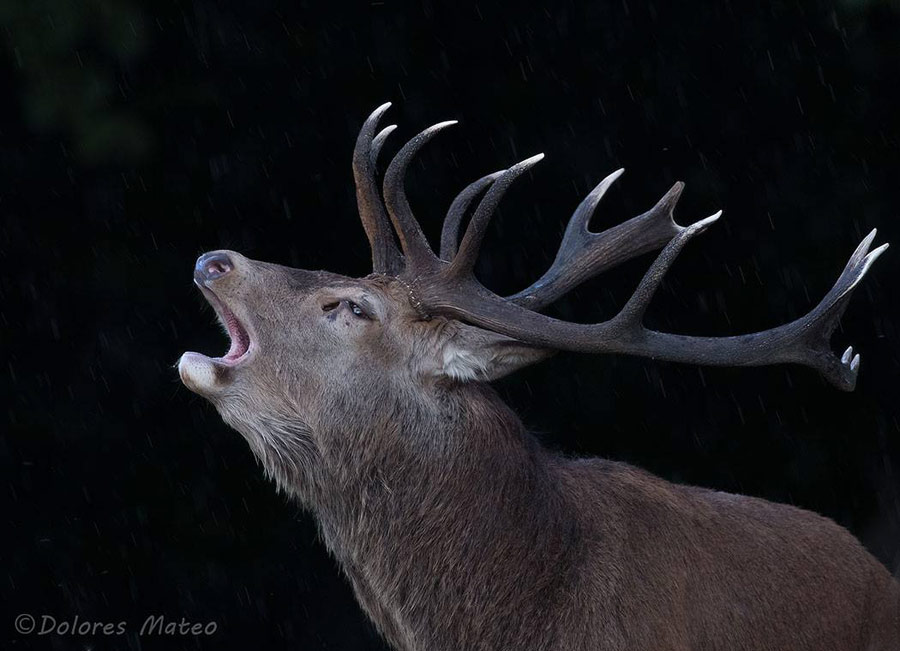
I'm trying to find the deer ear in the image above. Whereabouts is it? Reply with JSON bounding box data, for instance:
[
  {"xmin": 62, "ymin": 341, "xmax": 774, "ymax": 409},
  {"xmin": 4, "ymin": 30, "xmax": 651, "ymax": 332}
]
[{"xmin": 434, "ymin": 322, "xmax": 553, "ymax": 382}]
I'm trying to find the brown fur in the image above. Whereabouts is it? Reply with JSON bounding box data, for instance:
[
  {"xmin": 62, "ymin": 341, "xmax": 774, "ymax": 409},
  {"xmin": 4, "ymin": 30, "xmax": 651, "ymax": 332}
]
[{"xmin": 179, "ymin": 251, "xmax": 899, "ymax": 651}]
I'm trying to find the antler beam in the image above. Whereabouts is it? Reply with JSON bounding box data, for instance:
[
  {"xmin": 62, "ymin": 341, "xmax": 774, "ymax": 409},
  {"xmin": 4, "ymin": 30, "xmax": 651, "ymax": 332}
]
[
  {"xmin": 414, "ymin": 221, "xmax": 885, "ymax": 391},
  {"xmin": 354, "ymin": 105, "xmax": 888, "ymax": 390}
]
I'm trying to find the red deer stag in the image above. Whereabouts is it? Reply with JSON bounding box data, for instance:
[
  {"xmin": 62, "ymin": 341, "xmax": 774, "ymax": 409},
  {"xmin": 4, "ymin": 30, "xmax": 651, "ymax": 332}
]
[{"xmin": 179, "ymin": 103, "xmax": 898, "ymax": 651}]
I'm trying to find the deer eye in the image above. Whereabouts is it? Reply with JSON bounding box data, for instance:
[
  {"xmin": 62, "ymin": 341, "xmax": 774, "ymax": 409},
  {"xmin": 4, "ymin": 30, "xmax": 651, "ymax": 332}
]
[
  {"xmin": 348, "ymin": 301, "xmax": 370, "ymax": 319},
  {"xmin": 322, "ymin": 299, "xmax": 370, "ymax": 320}
]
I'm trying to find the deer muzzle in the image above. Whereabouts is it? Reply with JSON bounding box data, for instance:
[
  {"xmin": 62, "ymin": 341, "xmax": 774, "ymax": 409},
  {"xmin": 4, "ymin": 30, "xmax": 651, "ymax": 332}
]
[{"xmin": 179, "ymin": 250, "xmax": 256, "ymax": 395}]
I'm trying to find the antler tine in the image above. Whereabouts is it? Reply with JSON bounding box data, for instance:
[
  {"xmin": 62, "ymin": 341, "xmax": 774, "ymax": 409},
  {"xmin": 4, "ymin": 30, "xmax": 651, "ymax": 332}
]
[
  {"xmin": 614, "ymin": 211, "xmax": 722, "ymax": 328},
  {"xmin": 413, "ymin": 219, "xmax": 887, "ymax": 391},
  {"xmin": 371, "ymin": 124, "xmax": 398, "ymax": 165},
  {"xmin": 360, "ymin": 107, "xmax": 887, "ymax": 390},
  {"xmin": 797, "ymin": 229, "xmax": 888, "ymax": 387},
  {"xmin": 596, "ymin": 221, "xmax": 888, "ymax": 391},
  {"xmin": 448, "ymin": 154, "xmax": 545, "ymax": 278},
  {"xmin": 383, "ymin": 121, "xmax": 457, "ymax": 272},
  {"xmin": 353, "ymin": 103, "xmax": 403, "ymax": 275},
  {"xmin": 509, "ymin": 176, "xmax": 685, "ymax": 310},
  {"xmin": 440, "ymin": 171, "xmax": 504, "ymax": 261},
  {"xmin": 570, "ymin": 167, "xmax": 627, "ymax": 233}
]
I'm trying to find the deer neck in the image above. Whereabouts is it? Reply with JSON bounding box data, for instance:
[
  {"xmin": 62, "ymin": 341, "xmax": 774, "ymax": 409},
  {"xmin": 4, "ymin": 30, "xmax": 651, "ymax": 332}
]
[{"xmin": 307, "ymin": 383, "xmax": 579, "ymax": 649}]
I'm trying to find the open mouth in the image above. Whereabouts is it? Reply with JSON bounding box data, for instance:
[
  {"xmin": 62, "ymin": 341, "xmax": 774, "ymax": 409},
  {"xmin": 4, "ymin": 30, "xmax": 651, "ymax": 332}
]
[{"xmin": 198, "ymin": 285, "xmax": 253, "ymax": 365}]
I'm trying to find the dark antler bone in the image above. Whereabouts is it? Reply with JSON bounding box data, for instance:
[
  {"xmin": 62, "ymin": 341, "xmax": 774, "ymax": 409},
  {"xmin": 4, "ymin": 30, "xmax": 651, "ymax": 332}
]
[
  {"xmin": 508, "ymin": 171, "xmax": 686, "ymax": 311},
  {"xmin": 440, "ymin": 171, "xmax": 503, "ymax": 261},
  {"xmin": 357, "ymin": 105, "xmax": 888, "ymax": 390},
  {"xmin": 353, "ymin": 103, "xmax": 403, "ymax": 275}
]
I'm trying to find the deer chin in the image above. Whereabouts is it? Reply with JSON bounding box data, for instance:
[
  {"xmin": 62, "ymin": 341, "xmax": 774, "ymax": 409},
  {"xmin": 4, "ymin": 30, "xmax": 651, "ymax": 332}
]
[{"xmin": 178, "ymin": 286, "xmax": 255, "ymax": 395}]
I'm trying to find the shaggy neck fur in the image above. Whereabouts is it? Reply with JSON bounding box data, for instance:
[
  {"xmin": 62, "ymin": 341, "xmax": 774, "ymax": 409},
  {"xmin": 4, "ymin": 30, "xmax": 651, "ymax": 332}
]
[
  {"xmin": 302, "ymin": 382, "xmax": 581, "ymax": 651},
  {"xmin": 225, "ymin": 377, "xmax": 900, "ymax": 651}
]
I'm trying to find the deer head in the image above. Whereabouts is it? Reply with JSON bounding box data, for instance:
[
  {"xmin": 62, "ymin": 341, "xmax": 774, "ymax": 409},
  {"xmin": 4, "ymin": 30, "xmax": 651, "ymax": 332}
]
[{"xmin": 178, "ymin": 102, "xmax": 886, "ymax": 494}]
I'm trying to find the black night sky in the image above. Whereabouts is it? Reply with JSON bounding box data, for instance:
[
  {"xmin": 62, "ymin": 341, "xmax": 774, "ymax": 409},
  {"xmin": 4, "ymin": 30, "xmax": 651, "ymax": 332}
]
[{"xmin": 2, "ymin": 1, "xmax": 899, "ymax": 649}]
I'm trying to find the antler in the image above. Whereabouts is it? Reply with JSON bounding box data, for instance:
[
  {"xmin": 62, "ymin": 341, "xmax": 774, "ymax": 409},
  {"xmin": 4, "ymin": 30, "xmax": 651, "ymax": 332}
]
[
  {"xmin": 507, "ymin": 172, "xmax": 685, "ymax": 311},
  {"xmin": 440, "ymin": 171, "xmax": 503, "ymax": 261},
  {"xmin": 437, "ymin": 167, "xmax": 688, "ymax": 311},
  {"xmin": 353, "ymin": 103, "xmax": 403, "ymax": 275},
  {"xmin": 354, "ymin": 105, "xmax": 888, "ymax": 390},
  {"xmin": 382, "ymin": 120, "xmax": 458, "ymax": 273},
  {"xmin": 415, "ymin": 214, "xmax": 886, "ymax": 391}
]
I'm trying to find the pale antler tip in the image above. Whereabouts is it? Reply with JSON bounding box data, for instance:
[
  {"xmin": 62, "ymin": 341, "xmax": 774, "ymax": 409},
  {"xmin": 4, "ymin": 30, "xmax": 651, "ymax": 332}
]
[
  {"xmin": 368, "ymin": 102, "xmax": 393, "ymax": 123},
  {"xmin": 370, "ymin": 125, "xmax": 398, "ymax": 163},
  {"xmin": 372, "ymin": 124, "xmax": 398, "ymax": 143},
  {"xmin": 600, "ymin": 168, "xmax": 625, "ymax": 190},
  {"xmin": 860, "ymin": 228, "xmax": 878, "ymax": 250},
  {"xmin": 842, "ymin": 345, "xmax": 854, "ymax": 364},
  {"xmin": 411, "ymin": 120, "xmax": 458, "ymax": 141},
  {"xmin": 507, "ymin": 153, "xmax": 545, "ymax": 173},
  {"xmin": 695, "ymin": 210, "xmax": 722, "ymax": 230},
  {"xmin": 863, "ymin": 242, "xmax": 889, "ymax": 273}
]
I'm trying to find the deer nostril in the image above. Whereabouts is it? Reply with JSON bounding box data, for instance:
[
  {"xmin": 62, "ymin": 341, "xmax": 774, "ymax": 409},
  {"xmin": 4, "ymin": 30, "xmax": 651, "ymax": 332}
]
[
  {"xmin": 207, "ymin": 259, "xmax": 230, "ymax": 275},
  {"xmin": 195, "ymin": 252, "xmax": 234, "ymax": 283}
]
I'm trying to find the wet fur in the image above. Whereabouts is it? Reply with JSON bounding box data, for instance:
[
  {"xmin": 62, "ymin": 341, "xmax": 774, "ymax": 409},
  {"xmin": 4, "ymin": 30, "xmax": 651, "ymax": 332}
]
[
  {"xmin": 189, "ymin": 255, "xmax": 898, "ymax": 651},
  {"xmin": 224, "ymin": 376, "xmax": 899, "ymax": 651}
]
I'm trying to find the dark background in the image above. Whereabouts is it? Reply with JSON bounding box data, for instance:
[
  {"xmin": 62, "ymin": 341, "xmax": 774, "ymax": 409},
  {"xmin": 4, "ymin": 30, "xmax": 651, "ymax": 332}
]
[{"xmin": 2, "ymin": 0, "xmax": 899, "ymax": 649}]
